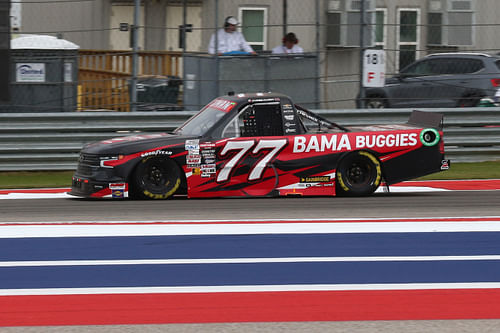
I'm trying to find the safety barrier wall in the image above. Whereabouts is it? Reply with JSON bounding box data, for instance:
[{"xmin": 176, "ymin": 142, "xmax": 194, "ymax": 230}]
[{"xmin": 0, "ymin": 108, "xmax": 499, "ymax": 171}]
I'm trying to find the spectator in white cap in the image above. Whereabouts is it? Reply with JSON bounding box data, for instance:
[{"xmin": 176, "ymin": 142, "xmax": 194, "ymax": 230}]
[{"xmin": 208, "ymin": 16, "xmax": 256, "ymax": 55}]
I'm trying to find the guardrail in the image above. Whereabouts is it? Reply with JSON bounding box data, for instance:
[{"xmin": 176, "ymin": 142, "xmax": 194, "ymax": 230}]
[{"xmin": 1, "ymin": 107, "xmax": 499, "ymax": 171}]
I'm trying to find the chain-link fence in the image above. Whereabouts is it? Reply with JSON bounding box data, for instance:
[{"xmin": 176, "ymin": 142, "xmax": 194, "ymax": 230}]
[{"xmin": 3, "ymin": 0, "xmax": 500, "ymax": 112}]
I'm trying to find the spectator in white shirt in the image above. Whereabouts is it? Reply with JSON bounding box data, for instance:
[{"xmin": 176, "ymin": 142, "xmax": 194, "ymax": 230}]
[
  {"xmin": 272, "ymin": 32, "xmax": 304, "ymax": 55},
  {"xmin": 208, "ymin": 16, "xmax": 256, "ymax": 55}
]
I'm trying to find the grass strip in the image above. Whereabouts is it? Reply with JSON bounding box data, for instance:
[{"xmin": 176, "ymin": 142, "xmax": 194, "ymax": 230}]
[{"xmin": 0, "ymin": 171, "xmax": 74, "ymax": 189}]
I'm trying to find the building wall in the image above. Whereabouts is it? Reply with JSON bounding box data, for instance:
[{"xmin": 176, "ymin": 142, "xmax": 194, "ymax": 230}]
[
  {"xmin": 20, "ymin": 0, "xmax": 110, "ymax": 49},
  {"xmin": 165, "ymin": 5, "xmax": 202, "ymax": 52},
  {"xmin": 109, "ymin": 4, "xmax": 145, "ymax": 50},
  {"xmin": 464, "ymin": 0, "xmax": 500, "ymax": 52},
  {"xmin": 323, "ymin": 0, "xmax": 500, "ymax": 109}
]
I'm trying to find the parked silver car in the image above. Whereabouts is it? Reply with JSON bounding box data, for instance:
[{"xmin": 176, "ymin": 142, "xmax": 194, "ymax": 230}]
[{"xmin": 358, "ymin": 53, "xmax": 500, "ymax": 108}]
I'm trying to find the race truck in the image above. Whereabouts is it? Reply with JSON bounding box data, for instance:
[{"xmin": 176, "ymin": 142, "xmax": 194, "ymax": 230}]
[{"xmin": 69, "ymin": 92, "xmax": 449, "ymax": 199}]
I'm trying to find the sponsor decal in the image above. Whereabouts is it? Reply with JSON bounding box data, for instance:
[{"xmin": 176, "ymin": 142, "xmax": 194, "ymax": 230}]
[
  {"xmin": 192, "ymin": 167, "xmax": 201, "ymax": 175},
  {"xmin": 201, "ymin": 149, "xmax": 216, "ymax": 155},
  {"xmin": 356, "ymin": 133, "xmax": 418, "ymax": 148},
  {"xmin": 300, "ymin": 176, "xmax": 331, "ymax": 183},
  {"xmin": 248, "ymin": 98, "xmax": 280, "ymax": 103},
  {"xmin": 140, "ymin": 150, "xmax": 172, "ymax": 158},
  {"xmin": 187, "ymin": 154, "xmax": 201, "ymax": 165},
  {"xmin": 285, "ymin": 128, "xmax": 297, "ymax": 134},
  {"xmin": 284, "ymin": 115, "xmax": 295, "ymax": 121},
  {"xmin": 185, "ymin": 140, "xmax": 199, "ymax": 151},
  {"xmin": 441, "ymin": 159, "xmax": 450, "ymax": 170},
  {"xmin": 293, "ymin": 135, "xmax": 351, "ymax": 153},
  {"xmin": 293, "ymin": 133, "xmax": 418, "ymax": 153},
  {"xmin": 201, "ymin": 164, "xmax": 216, "ymax": 170},
  {"xmin": 209, "ymin": 99, "xmax": 236, "ymax": 112},
  {"xmin": 109, "ymin": 183, "xmax": 126, "ymax": 199},
  {"xmin": 109, "ymin": 183, "xmax": 126, "ymax": 190},
  {"xmin": 200, "ymin": 142, "xmax": 216, "ymax": 149}
]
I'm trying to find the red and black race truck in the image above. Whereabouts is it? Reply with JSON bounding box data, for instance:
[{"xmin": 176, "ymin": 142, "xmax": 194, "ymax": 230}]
[{"xmin": 69, "ymin": 92, "xmax": 449, "ymax": 199}]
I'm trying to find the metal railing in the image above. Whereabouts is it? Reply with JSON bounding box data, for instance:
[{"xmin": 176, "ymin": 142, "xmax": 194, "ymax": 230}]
[{"xmin": 0, "ymin": 108, "xmax": 499, "ymax": 171}]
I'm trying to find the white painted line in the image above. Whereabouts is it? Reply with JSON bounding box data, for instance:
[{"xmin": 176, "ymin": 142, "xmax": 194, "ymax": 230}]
[
  {"xmin": 0, "ymin": 192, "xmax": 72, "ymax": 200},
  {"xmin": 2, "ymin": 282, "xmax": 500, "ymax": 296},
  {"xmin": 2, "ymin": 255, "xmax": 500, "ymax": 267},
  {"xmin": 375, "ymin": 186, "xmax": 448, "ymax": 193},
  {"xmin": 2, "ymin": 220, "xmax": 500, "ymax": 238},
  {"xmin": 2, "ymin": 216, "xmax": 500, "ymax": 225}
]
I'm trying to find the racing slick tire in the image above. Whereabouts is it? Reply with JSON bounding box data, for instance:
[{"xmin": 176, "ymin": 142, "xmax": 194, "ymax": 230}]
[
  {"xmin": 365, "ymin": 96, "xmax": 388, "ymax": 108},
  {"xmin": 335, "ymin": 151, "xmax": 382, "ymax": 196},
  {"xmin": 130, "ymin": 157, "xmax": 181, "ymax": 199}
]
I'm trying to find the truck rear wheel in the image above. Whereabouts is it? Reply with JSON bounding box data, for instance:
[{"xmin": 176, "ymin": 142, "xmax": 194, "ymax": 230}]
[{"xmin": 336, "ymin": 151, "xmax": 382, "ymax": 196}]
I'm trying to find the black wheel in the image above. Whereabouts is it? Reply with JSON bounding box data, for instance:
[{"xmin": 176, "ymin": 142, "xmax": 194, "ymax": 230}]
[
  {"xmin": 457, "ymin": 94, "xmax": 482, "ymax": 107},
  {"xmin": 130, "ymin": 157, "xmax": 181, "ymax": 199},
  {"xmin": 336, "ymin": 151, "xmax": 382, "ymax": 196},
  {"xmin": 365, "ymin": 96, "xmax": 387, "ymax": 109}
]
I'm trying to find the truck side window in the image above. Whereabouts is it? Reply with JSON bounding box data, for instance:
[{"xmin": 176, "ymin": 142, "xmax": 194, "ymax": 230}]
[
  {"xmin": 251, "ymin": 103, "xmax": 284, "ymax": 136},
  {"xmin": 222, "ymin": 103, "xmax": 284, "ymax": 137}
]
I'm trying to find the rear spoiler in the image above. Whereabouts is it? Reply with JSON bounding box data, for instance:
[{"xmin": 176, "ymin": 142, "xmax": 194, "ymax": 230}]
[{"xmin": 407, "ymin": 110, "xmax": 444, "ymax": 130}]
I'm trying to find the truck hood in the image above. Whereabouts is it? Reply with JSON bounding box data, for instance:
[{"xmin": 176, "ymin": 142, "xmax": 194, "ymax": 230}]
[{"xmin": 82, "ymin": 132, "xmax": 199, "ymax": 155}]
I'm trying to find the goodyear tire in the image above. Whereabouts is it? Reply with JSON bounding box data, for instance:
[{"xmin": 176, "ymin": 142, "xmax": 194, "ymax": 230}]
[
  {"xmin": 365, "ymin": 96, "xmax": 387, "ymax": 109},
  {"xmin": 336, "ymin": 151, "xmax": 382, "ymax": 196},
  {"xmin": 131, "ymin": 157, "xmax": 181, "ymax": 199}
]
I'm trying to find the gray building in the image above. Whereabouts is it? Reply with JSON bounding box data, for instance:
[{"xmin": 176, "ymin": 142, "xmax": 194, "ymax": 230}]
[{"xmin": 15, "ymin": 0, "xmax": 500, "ymax": 108}]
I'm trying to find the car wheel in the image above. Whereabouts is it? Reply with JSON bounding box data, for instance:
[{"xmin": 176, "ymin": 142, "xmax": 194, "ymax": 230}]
[
  {"xmin": 130, "ymin": 157, "xmax": 181, "ymax": 199},
  {"xmin": 365, "ymin": 97, "xmax": 387, "ymax": 108},
  {"xmin": 336, "ymin": 151, "xmax": 382, "ymax": 196},
  {"xmin": 457, "ymin": 94, "xmax": 482, "ymax": 107}
]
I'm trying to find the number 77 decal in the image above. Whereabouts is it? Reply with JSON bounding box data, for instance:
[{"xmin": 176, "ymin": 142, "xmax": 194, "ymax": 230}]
[{"xmin": 217, "ymin": 139, "xmax": 288, "ymax": 183}]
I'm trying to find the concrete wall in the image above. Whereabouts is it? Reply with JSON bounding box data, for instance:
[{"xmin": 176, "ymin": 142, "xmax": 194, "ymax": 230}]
[{"xmin": 20, "ymin": 0, "xmax": 110, "ymax": 49}]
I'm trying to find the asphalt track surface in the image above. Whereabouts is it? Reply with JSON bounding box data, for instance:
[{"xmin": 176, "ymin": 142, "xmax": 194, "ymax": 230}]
[
  {"xmin": 1, "ymin": 190, "xmax": 500, "ymax": 222},
  {"xmin": 1, "ymin": 189, "xmax": 500, "ymax": 332}
]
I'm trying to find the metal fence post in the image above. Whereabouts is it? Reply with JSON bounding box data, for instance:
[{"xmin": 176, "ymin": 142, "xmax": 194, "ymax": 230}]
[
  {"xmin": 358, "ymin": 0, "xmax": 366, "ymax": 109},
  {"xmin": 215, "ymin": 0, "xmax": 220, "ymax": 97},
  {"xmin": 130, "ymin": 0, "xmax": 140, "ymax": 112},
  {"xmin": 315, "ymin": 0, "xmax": 321, "ymax": 109}
]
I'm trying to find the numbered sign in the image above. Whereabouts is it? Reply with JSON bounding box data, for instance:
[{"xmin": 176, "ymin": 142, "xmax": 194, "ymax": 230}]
[{"xmin": 362, "ymin": 49, "xmax": 386, "ymax": 88}]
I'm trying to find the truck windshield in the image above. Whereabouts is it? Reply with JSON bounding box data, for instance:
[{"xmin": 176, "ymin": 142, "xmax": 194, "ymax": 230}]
[{"xmin": 174, "ymin": 108, "xmax": 225, "ymax": 136}]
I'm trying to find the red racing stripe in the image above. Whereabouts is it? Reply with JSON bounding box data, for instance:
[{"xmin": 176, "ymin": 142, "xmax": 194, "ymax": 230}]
[{"xmin": 2, "ymin": 289, "xmax": 500, "ymax": 326}]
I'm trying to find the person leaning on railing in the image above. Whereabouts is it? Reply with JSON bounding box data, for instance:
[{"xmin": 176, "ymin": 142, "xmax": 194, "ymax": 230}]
[
  {"xmin": 208, "ymin": 16, "xmax": 256, "ymax": 55},
  {"xmin": 271, "ymin": 32, "xmax": 304, "ymax": 55}
]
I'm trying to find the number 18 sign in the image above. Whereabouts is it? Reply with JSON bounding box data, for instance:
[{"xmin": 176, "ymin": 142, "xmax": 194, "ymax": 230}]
[{"xmin": 362, "ymin": 49, "xmax": 386, "ymax": 88}]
